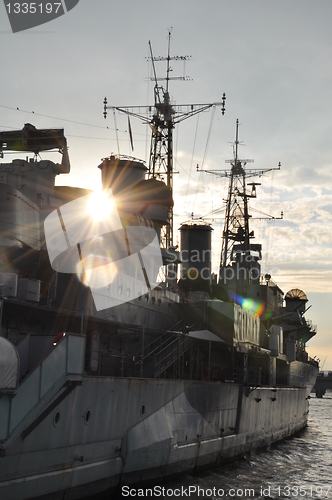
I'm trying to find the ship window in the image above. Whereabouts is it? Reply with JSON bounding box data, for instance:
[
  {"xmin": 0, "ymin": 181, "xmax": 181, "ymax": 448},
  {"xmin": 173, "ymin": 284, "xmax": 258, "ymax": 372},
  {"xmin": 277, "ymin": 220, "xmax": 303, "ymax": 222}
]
[
  {"xmin": 84, "ymin": 409, "xmax": 91, "ymax": 425},
  {"xmin": 53, "ymin": 410, "xmax": 61, "ymax": 427}
]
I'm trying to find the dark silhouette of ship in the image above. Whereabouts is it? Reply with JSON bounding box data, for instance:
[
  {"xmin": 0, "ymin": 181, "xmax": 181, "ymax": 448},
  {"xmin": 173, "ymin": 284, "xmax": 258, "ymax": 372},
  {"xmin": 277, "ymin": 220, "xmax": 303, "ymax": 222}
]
[{"xmin": 0, "ymin": 35, "xmax": 318, "ymax": 500}]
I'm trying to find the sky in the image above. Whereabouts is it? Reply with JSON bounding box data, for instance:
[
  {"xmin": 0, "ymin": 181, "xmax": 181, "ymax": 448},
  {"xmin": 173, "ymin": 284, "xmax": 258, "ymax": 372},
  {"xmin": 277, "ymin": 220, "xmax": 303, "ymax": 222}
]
[{"xmin": 0, "ymin": 0, "xmax": 331, "ymax": 369}]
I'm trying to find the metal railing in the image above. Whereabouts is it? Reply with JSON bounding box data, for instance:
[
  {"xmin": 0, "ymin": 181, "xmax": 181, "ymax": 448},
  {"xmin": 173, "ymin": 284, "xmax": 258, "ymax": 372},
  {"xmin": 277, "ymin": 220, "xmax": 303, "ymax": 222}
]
[{"xmin": 98, "ymin": 331, "xmax": 196, "ymax": 379}]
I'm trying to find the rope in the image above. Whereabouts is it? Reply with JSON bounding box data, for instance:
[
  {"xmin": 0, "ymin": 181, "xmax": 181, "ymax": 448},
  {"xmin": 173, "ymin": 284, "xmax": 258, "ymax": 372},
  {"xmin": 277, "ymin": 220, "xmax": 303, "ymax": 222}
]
[
  {"xmin": 202, "ymin": 106, "xmax": 216, "ymax": 170},
  {"xmin": 265, "ymin": 170, "xmax": 275, "ymax": 273},
  {"xmin": 192, "ymin": 106, "xmax": 216, "ymax": 217},
  {"xmin": 0, "ymin": 104, "xmax": 114, "ymax": 131},
  {"xmin": 184, "ymin": 114, "xmax": 200, "ymax": 214},
  {"xmin": 113, "ymin": 109, "xmax": 120, "ymax": 155}
]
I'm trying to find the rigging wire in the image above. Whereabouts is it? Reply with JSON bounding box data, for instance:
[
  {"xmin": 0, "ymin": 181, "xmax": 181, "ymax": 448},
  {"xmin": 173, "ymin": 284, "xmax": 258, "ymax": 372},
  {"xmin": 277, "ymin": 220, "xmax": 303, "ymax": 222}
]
[
  {"xmin": 0, "ymin": 102, "xmax": 149, "ymax": 153},
  {"xmin": 184, "ymin": 114, "xmax": 200, "ymax": 215},
  {"xmin": 175, "ymin": 119, "xmax": 179, "ymax": 183},
  {"xmin": 192, "ymin": 106, "xmax": 216, "ymax": 217},
  {"xmin": 202, "ymin": 106, "xmax": 216, "ymax": 217},
  {"xmin": 255, "ymin": 170, "xmax": 263, "ymax": 254},
  {"xmin": 145, "ymin": 47, "xmax": 151, "ymax": 162},
  {"xmin": 67, "ymin": 134, "xmax": 144, "ymax": 142},
  {"xmin": 0, "ymin": 104, "xmax": 118, "ymax": 132},
  {"xmin": 0, "ymin": 124, "xmax": 17, "ymax": 130},
  {"xmin": 0, "ymin": 127, "xmax": 146, "ymax": 144},
  {"xmin": 201, "ymin": 105, "xmax": 216, "ymax": 169},
  {"xmin": 268, "ymin": 169, "xmax": 276, "ymax": 272},
  {"xmin": 263, "ymin": 169, "xmax": 275, "ymax": 273},
  {"xmin": 192, "ymin": 165, "xmax": 203, "ymax": 218},
  {"xmin": 200, "ymin": 205, "xmax": 226, "ymax": 218},
  {"xmin": 113, "ymin": 109, "xmax": 120, "ymax": 155},
  {"xmin": 250, "ymin": 206, "xmax": 279, "ymax": 219}
]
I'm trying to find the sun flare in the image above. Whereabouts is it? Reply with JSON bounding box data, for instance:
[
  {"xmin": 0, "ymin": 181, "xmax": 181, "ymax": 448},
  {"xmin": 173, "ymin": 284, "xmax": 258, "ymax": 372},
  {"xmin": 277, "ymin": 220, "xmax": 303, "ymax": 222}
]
[
  {"xmin": 78, "ymin": 258, "xmax": 118, "ymax": 289},
  {"xmin": 86, "ymin": 190, "xmax": 114, "ymax": 222}
]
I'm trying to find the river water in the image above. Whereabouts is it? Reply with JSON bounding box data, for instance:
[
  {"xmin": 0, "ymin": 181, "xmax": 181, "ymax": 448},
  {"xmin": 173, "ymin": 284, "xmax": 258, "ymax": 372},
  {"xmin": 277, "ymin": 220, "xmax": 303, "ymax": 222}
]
[{"xmin": 115, "ymin": 394, "xmax": 332, "ymax": 499}]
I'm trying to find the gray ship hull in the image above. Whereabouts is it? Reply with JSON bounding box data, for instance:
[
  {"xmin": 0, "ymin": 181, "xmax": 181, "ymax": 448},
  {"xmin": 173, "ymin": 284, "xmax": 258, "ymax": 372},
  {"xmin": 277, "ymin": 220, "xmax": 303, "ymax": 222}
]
[
  {"xmin": 0, "ymin": 354, "xmax": 316, "ymax": 500},
  {"xmin": 0, "ymin": 122, "xmax": 319, "ymax": 500}
]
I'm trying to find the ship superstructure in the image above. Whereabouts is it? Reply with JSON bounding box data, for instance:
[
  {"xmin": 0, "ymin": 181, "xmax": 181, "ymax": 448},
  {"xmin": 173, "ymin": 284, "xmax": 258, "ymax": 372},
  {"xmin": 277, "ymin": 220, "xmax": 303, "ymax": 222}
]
[{"xmin": 0, "ymin": 37, "xmax": 318, "ymax": 500}]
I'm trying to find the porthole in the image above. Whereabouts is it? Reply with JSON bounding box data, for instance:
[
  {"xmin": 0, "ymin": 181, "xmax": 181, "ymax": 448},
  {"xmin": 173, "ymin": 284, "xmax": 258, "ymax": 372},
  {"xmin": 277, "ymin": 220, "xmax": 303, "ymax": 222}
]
[
  {"xmin": 53, "ymin": 410, "xmax": 61, "ymax": 427},
  {"xmin": 84, "ymin": 408, "xmax": 91, "ymax": 425}
]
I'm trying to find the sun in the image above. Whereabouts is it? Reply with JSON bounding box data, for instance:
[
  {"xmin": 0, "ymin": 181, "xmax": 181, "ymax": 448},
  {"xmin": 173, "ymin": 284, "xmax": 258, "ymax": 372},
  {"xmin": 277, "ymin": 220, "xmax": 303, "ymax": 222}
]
[{"xmin": 86, "ymin": 190, "xmax": 115, "ymax": 222}]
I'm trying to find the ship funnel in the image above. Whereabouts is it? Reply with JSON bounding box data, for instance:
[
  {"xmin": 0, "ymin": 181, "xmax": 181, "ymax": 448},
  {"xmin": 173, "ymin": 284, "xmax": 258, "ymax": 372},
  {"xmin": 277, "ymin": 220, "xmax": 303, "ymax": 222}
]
[
  {"xmin": 98, "ymin": 155, "xmax": 147, "ymax": 195},
  {"xmin": 179, "ymin": 221, "xmax": 212, "ymax": 291}
]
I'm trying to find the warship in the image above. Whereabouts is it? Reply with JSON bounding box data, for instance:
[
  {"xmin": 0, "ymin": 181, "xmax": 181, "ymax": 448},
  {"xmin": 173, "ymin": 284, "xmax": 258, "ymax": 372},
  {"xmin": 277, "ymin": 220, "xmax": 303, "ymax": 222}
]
[{"xmin": 0, "ymin": 37, "xmax": 318, "ymax": 500}]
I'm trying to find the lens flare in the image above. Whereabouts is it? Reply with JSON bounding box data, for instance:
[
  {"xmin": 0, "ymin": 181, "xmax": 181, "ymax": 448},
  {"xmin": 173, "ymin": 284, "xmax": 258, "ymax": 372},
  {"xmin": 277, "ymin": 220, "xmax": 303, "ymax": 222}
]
[
  {"xmin": 78, "ymin": 256, "xmax": 118, "ymax": 289},
  {"xmin": 230, "ymin": 292, "xmax": 265, "ymax": 317}
]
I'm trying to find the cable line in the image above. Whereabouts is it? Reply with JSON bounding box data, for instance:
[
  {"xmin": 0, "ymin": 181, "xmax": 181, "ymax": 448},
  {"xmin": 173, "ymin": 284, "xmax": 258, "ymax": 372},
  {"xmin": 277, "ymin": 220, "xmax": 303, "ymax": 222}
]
[{"xmin": 0, "ymin": 103, "xmax": 121, "ymax": 132}]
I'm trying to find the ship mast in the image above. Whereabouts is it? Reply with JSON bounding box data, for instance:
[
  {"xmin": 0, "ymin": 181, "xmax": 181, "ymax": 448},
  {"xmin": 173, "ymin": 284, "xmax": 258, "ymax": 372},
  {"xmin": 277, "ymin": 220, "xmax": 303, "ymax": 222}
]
[
  {"xmin": 103, "ymin": 32, "xmax": 226, "ymax": 249},
  {"xmin": 198, "ymin": 119, "xmax": 281, "ymax": 287},
  {"xmin": 146, "ymin": 35, "xmax": 180, "ymax": 247},
  {"xmin": 221, "ymin": 119, "xmax": 255, "ymax": 270}
]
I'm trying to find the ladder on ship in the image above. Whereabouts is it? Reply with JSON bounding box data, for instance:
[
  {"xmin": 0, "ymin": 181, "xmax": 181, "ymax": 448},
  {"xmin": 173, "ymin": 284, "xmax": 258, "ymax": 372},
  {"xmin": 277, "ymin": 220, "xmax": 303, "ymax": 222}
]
[{"xmin": 134, "ymin": 329, "xmax": 196, "ymax": 379}]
